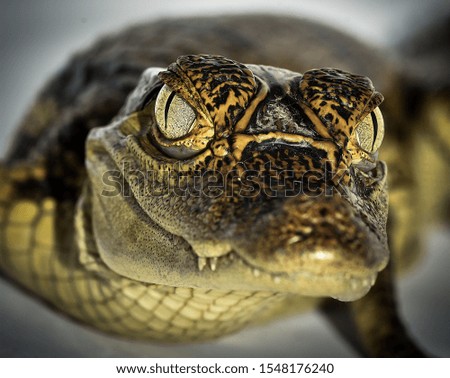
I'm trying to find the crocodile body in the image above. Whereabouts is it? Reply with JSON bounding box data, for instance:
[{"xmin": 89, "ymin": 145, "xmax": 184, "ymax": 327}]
[{"xmin": 0, "ymin": 15, "xmax": 448, "ymax": 356}]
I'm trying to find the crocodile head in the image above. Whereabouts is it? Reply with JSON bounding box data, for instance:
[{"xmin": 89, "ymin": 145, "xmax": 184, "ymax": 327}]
[{"xmin": 85, "ymin": 54, "xmax": 389, "ymax": 301}]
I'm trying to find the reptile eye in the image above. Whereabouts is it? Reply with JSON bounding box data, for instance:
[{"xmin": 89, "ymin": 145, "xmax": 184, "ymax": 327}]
[
  {"xmin": 155, "ymin": 84, "xmax": 196, "ymax": 139},
  {"xmin": 355, "ymin": 107, "xmax": 385, "ymax": 153}
]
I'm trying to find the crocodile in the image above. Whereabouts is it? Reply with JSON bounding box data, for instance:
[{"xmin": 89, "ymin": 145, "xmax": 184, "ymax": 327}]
[{"xmin": 1, "ymin": 15, "xmax": 448, "ymax": 357}]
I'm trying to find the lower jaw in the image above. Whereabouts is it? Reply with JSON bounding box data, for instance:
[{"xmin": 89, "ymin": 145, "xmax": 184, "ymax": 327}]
[{"xmin": 191, "ymin": 250, "xmax": 379, "ymax": 302}]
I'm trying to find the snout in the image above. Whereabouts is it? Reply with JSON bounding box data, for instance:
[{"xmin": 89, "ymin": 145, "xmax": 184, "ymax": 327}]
[
  {"xmin": 226, "ymin": 137, "xmax": 389, "ymax": 280},
  {"xmin": 231, "ymin": 193, "xmax": 389, "ymax": 294}
]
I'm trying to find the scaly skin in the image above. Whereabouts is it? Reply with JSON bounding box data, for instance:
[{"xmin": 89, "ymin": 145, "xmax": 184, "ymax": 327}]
[
  {"xmin": 1, "ymin": 54, "xmax": 387, "ymax": 341},
  {"xmin": 1, "ymin": 15, "xmax": 448, "ymax": 355}
]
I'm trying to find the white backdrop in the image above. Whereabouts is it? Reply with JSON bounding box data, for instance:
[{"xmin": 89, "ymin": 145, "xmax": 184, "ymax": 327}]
[{"xmin": 0, "ymin": 0, "xmax": 449, "ymax": 357}]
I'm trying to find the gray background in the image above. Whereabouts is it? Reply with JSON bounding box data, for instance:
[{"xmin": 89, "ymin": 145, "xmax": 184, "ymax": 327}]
[{"xmin": 0, "ymin": 0, "xmax": 449, "ymax": 357}]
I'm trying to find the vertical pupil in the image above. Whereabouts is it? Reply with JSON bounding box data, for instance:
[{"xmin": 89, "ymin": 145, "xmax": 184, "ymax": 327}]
[
  {"xmin": 164, "ymin": 91, "xmax": 177, "ymax": 130},
  {"xmin": 370, "ymin": 111, "xmax": 378, "ymax": 150}
]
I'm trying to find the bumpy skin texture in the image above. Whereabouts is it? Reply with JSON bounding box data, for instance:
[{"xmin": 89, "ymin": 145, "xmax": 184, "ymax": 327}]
[{"xmin": 0, "ymin": 15, "xmax": 447, "ymax": 356}]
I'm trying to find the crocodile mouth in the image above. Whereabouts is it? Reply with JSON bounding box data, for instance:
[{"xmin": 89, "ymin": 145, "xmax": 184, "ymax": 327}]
[{"xmin": 190, "ymin": 248, "xmax": 379, "ymax": 301}]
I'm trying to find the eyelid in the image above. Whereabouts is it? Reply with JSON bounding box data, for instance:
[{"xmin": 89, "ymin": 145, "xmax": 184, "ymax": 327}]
[{"xmin": 139, "ymin": 84, "xmax": 164, "ymax": 111}]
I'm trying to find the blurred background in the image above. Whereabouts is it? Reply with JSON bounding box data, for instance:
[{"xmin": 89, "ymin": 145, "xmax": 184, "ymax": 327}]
[{"xmin": 0, "ymin": 0, "xmax": 449, "ymax": 357}]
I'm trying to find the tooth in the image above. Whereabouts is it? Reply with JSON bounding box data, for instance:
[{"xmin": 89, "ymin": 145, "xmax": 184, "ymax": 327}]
[
  {"xmin": 198, "ymin": 257, "xmax": 207, "ymax": 271},
  {"xmin": 209, "ymin": 257, "xmax": 218, "ymax": 271},
  {"xmin": 228, "ymin": 253, "xmax": 235, "ymax": 261},
  {"xmin": 272, "ymin": 275, "xmax": 281, "ymax": 284},
  {"xmin": 253, "ymin": 268, "xmax": 261, "ymax": 277}
]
